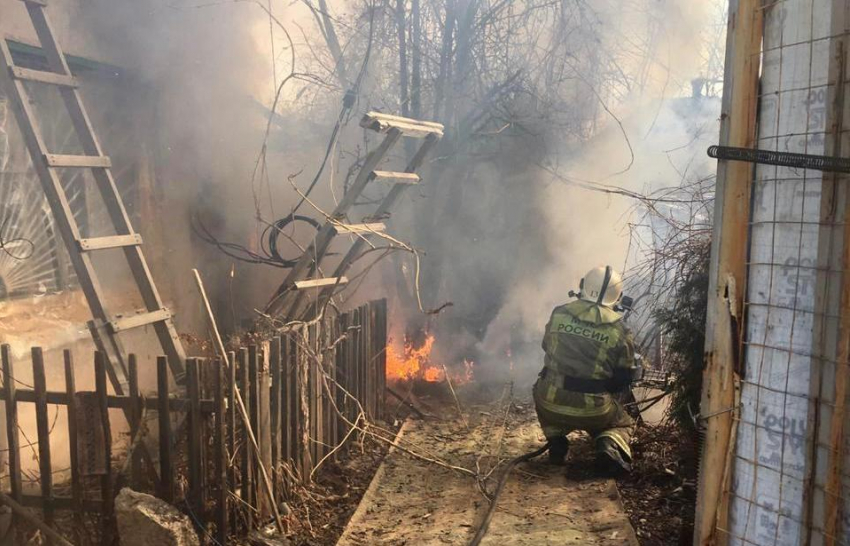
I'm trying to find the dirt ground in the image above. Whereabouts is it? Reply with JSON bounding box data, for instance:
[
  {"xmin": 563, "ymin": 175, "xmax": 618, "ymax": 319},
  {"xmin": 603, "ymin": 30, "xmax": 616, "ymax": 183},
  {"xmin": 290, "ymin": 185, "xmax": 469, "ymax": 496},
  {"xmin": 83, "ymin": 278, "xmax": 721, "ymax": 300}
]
[
  {"xmin": 245, "ymin": 380, "xmax": 696, "ymax": 546},
  {"xmin": 336, "ymin": 382, "xmax": 638, "ymax": 546},
  {"xmin": 614, "ymin": 421, "xmax": 698, "ymax": 545}
]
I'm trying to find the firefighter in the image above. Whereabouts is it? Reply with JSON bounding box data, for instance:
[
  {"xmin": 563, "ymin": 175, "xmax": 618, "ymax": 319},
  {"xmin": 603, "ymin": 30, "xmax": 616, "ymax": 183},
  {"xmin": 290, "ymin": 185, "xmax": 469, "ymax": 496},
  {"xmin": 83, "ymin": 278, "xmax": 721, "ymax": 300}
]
[{"xmin": 533, "ymin": 265, "xmax": 637, "ymax": 474}]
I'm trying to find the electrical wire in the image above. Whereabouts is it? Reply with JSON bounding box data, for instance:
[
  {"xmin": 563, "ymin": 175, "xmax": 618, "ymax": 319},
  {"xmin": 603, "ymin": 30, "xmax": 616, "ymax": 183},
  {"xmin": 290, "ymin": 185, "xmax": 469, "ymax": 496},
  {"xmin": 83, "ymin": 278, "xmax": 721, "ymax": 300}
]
[
  {"xmin": 201, "ymin": 1, "xmax": 378, "ymax": 268},
  {"xmin": 0, "ymin": 216, "xmax": 34, "ymax": 261}
]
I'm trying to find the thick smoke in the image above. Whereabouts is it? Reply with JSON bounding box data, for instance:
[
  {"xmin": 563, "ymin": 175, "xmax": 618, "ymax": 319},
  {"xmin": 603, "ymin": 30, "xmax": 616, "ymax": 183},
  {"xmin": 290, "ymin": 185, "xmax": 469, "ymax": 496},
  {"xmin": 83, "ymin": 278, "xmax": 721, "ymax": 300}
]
[{"xmin": 425, "ymin": 0, "xmax": 726, "ymax": 385}]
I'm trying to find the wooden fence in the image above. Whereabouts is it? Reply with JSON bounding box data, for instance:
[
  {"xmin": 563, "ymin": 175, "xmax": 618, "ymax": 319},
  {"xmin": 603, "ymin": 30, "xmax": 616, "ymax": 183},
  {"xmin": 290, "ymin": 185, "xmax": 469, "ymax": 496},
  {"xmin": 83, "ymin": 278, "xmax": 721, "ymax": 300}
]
[{"xmin": 0, "ymin": 299, "xmax": 388, "ymax": 544}]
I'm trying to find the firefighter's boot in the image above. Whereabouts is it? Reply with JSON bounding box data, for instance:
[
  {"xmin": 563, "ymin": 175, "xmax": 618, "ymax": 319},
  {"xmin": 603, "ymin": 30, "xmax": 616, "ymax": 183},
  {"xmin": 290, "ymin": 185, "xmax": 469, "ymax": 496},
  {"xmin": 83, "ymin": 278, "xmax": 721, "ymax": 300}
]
[
  {"xmin": 594, "ymin": 436, "xmax": 631, "ymax": 475},
  {"xmin": 547, "ymin": 436, "xmax": 570, "ymax": 465}
]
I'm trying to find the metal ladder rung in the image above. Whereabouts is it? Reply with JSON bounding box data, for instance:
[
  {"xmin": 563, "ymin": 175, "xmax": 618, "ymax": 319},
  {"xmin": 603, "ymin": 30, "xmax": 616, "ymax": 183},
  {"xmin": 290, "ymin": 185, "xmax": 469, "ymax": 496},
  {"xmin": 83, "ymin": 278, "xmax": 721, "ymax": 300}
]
[
  {"xmin": 44, "ymin": 153, "xmax": 112, "ymax": 168},
  {"xmin": 371, "ymin": 171, "xmax": 420, "ymax": 185},
  {"xmin": 110, "ymin": 309, "xmax": 172, "ymax": 333},
  {"xmin": 10, "ymin": 66, "xmax": 77, "ymax": 88},
  {"xmin": 361, "ymin": 111, "xmax": 444, "ymax": 138},
  {"xmin": 333, "ymin": 223, "xmax": 386, "ymax": 235},
  {"xmin": 293, "ymin": 277, "xmax": 349, "ymax": 290},
  {"xmin": 78, "ymin": 234, "xmax": 143, "ymax": 251}
]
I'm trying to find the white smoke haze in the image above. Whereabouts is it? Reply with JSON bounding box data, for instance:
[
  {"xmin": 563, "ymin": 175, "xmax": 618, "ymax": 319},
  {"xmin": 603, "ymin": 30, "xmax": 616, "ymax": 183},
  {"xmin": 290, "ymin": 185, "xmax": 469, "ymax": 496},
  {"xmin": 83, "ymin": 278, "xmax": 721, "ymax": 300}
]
[{"xmin": 1, "ymin": 0, "xmax": 726, "ymax": 383}]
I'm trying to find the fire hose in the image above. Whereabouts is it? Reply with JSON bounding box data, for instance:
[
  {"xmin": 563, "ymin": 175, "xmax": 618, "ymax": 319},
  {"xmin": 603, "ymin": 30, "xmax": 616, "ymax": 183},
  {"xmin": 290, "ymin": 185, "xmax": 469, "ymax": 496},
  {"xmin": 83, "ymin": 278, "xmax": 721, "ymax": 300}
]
[
  {"xmin": 467, "ymin": 384, "xmax": 671, "ymax": 545},
  {"xmin": 468, "ymin": 442, "xmax": 551, "ymax": 546}
]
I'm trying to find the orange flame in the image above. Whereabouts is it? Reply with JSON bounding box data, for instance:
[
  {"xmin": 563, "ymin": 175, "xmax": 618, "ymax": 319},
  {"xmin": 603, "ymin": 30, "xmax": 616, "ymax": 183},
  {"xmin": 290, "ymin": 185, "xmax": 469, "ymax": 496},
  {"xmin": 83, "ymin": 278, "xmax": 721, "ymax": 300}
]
[{"xmin": 386, "ymin": 333, "xmax": 474, "ymax": 384}]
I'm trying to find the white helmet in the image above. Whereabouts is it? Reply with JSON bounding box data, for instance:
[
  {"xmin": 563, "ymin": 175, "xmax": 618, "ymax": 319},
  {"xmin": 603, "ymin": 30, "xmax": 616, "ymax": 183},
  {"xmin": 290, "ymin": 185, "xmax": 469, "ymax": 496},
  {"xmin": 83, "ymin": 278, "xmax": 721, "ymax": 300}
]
[{"xmin": 579, "ymin": 266, "xmax": 623, "ymax": 308}]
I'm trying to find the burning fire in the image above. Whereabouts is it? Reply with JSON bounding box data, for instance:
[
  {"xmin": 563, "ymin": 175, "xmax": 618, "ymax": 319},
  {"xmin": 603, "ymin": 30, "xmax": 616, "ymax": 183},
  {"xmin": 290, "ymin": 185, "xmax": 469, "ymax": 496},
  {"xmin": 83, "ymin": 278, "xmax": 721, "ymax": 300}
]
[{"xmin": 386, "ymin": 333, "xmax": 474, "ymax": 383}]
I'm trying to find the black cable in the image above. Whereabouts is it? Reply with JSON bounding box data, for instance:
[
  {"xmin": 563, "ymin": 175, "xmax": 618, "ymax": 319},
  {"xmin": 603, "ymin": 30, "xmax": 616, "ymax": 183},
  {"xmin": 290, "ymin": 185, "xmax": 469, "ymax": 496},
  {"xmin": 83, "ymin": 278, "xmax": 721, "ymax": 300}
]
[
  {"xmin": 468, "ymin": 442, "xmax": 550, "ymax": 546},
  {"xmin": 288, "ymin": 1, "xmax": 376, "ymax": 216},
  {"xmin": 708, "ymin": 145, "xmax": 850, "ymax": 173},
  {"xmin": 0, "ymin": 216, "xmax": 34, "ymax": 261}
]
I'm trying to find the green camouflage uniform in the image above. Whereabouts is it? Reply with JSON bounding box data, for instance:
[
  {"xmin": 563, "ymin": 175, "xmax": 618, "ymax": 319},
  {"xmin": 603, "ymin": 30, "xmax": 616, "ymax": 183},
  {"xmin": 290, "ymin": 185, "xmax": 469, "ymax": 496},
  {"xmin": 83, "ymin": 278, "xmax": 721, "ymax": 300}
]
[{"xmin": 533, "ymin": 299, "xmax": 635, "ymax": 459}]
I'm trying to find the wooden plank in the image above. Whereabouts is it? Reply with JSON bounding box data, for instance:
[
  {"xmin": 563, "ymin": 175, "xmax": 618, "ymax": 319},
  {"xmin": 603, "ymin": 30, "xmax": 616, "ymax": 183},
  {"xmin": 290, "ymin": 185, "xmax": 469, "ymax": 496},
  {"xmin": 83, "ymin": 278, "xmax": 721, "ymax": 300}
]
[
  {"xmin": 43, "ymin": 153, "xmax": 111, "ymax": 168},
  {"xmin": 360, "ymin": 111, "xmax": 444, "ymax": 137},
  {"xmin": 297, "ymin": 329, "xmax": 311, "ymax": 481},
  {"xmin": 361, "ymin": 111, "xmax": 444, "ymax": 130},
  {"xmin": 293, "ymin": 277, "xmax": 349, "ymax": 290},
  {"xmin": 63, "ymin": 350, "xmax": 83, "ymax": 537},
  {"xmin": 18, "ymin": 495, "xmax": 102, "ymax": 512},
  {"xmin": 0, "ymin": 389, "xmax": 216, "ymax": 412},
  {"xmin": 127, "ymin": 354, "xmax": 142, "ymax": 489},
  {"xmin": 109, "ymin": 308, "xmax": 171, "ymax": 333},
  {"xmin": 370, "ymin": 171, "xmax": 421, "ymax": 184},
  {"xmin": 308, "ymin": 325, "xmax": 320, "ymax": 473},
  {"xmin": 351, "ymin": 309, "xmax": 362, "ymax": 421},
  {"xmin": 694, "ymin": 1, "xmax": 762, "ymax": 544},
  {"xmin": 332, "ymin": 223, "xmax": 387, "ymax": 235},
  {"xmin": 347, "ymin": 311, "xmax": 358, "ymax": 426},
  {"xmin": 78, "ymin": 234, "xmax": 142, "ymax": 252},
  {"xmin": 280, "ymin": 338, "xmax": 291, "ymax": 468},
  {"xmin": 1, "ymin": 346, "xmax": 21, "ymax": 502},
  {"xmin": 94, "ymin": 351, "xmax": 114, "ymax": 543},
  {"xmin": 258, "ymin": 344, "xmax": 272, "ymax": 518},
  {"xmin": 9, "ymin": 66, "xmax": 77, "ymax": 88},
  {"xmin": 335, "ymin": 315, "xmax": 349, "ymax": 454},
  {"xmin": 227, "ymin": 351, "xmax": 237, "ymax": 529},
  {"xmin": 31, "ymin": 347, "xmax": 54, "ymax": 538},
  {"xmin": 326, "ymin": 319, "xmax": 338, "ymax": 462},
  {"xmin": 238, "ymin": 348, "xmax": 253, "ymax": 517},
  {"xmin": 157, "ymin": 356, "xmax": 174, "ymax": 502},
  {"xmin": 376, "ymin": 299, "xmax": 388, "ymax": 419},
  {"xmin": 249, "ymin": 346, "xmax": 261, "ymax": 512},
  {"xmin": 270, "ymin": 337, "xmax": 281, "ymax": 487},
  {"xmin": 213, "ymin": 359, "xmax": 228, "ymax": 545},
  {"xmin": 363, "ymin": 304, "xmax": 372, "ymax": 418},
  {"xmin": 187, "ymin": 359, "xmax": 203, "ymax": 518}
]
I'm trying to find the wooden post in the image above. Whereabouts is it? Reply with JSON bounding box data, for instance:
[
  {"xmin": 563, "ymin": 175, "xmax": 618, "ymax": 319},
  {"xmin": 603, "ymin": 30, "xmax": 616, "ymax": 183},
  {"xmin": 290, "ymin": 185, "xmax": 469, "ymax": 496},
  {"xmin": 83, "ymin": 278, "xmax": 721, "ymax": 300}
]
[
  {"xmin": 280, "ymin": 337, "xmax": 292, "ymax": 467},
  {"xmin": 187, "ymin": 358, "xmax": 204, "ymax": 518},
  {"xmin": 1, "ymin": 345, "xmax": 21, "ymax": 503},
  {"xmin": 213, "ymin": 358, "xmax": 228, "ymax": 544},
  {"xmin": 157, "ymin": 356, "xmax": 174, "ymax": 503},
  {"xmin": 258, "ymin": 343, "xmax": 272, "ymax": 516},
  {"xmin": 347, "ymin": 311, "xmax": 358, "ymax": 425},
  {"xmin": 127, "ymin": 354, "xmax": 143, "ymax": 489},
  {"xmin": 63, "ymin": 350, "xmax": 83, "ymax": 538},
  {"xmin": 335, "ymin": 315, "xmax": 349, "ymax": 453},
  {"xmin": 309, "ymin": 325, "xmax": 321, "ymax": 467},
  {"xmin": 249, "ymin": 346, "xmax": 264, "ymax": 514},
  {"xmin": 227, "ymin": 350, "xmax": 237, "ymax": 526},
  {"xmin": 298, "ymin": 328, "xmax": 311, "ymax": 482},
  {"xmin": 694, "ymin": 1, "xmax": 763, "ymax": 544},
  {"xmin": 270, "ymin": 337, "xmax": 282, "ymax": 488},
  {"xmin": 238, "ymin": 348, "xmax": 253, "ymax": 516},
  {"xmin": 358, "ymin": 307, "xmax": 368, "ymax": 418},
  {"xmin": 327, "ymin": 318, "xmax": 338, "ymax": 461},
  {"xmin": 365, "ymin": 303, "xmax": 375, "ymax": 418},
  {"xmin": 31, "ymin": 347, "xmax": 54, "ymax": 539},
  {"xmin": 94, "ymin": 351, "xmax": 113, "ymax": 542},
  {"xmin": 376, "ymin": 299, "xmax": 388, "ymax": 419}
]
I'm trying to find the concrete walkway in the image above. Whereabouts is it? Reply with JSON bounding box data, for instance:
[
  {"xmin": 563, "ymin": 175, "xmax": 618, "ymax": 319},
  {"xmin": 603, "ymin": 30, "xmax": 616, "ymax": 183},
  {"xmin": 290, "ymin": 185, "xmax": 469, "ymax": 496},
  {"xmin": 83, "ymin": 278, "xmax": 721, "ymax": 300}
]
[{"xmin": 337, "ymin": 398, "xmax": 638, "ymax": 545}]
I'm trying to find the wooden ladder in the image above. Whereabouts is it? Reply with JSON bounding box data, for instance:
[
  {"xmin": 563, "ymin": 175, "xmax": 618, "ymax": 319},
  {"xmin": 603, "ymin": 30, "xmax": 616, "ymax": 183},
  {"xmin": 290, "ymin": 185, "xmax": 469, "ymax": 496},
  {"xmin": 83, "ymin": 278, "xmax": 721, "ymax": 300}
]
[
  {"xmin": 265, "ymin": 111, "xmax": 443, "ymax": 321},
  {"xmin": 0, "ymin": 0, "xmax": 187, "ymax": 391}
]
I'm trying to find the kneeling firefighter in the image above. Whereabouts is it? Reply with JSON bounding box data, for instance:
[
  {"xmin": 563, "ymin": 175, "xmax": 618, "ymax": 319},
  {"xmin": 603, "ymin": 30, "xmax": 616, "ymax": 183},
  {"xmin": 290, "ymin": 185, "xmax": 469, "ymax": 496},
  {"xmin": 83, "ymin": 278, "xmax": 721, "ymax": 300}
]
[{"xmin": 533, "ymin": 265, "xmax": 638, "ymax": 474}]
